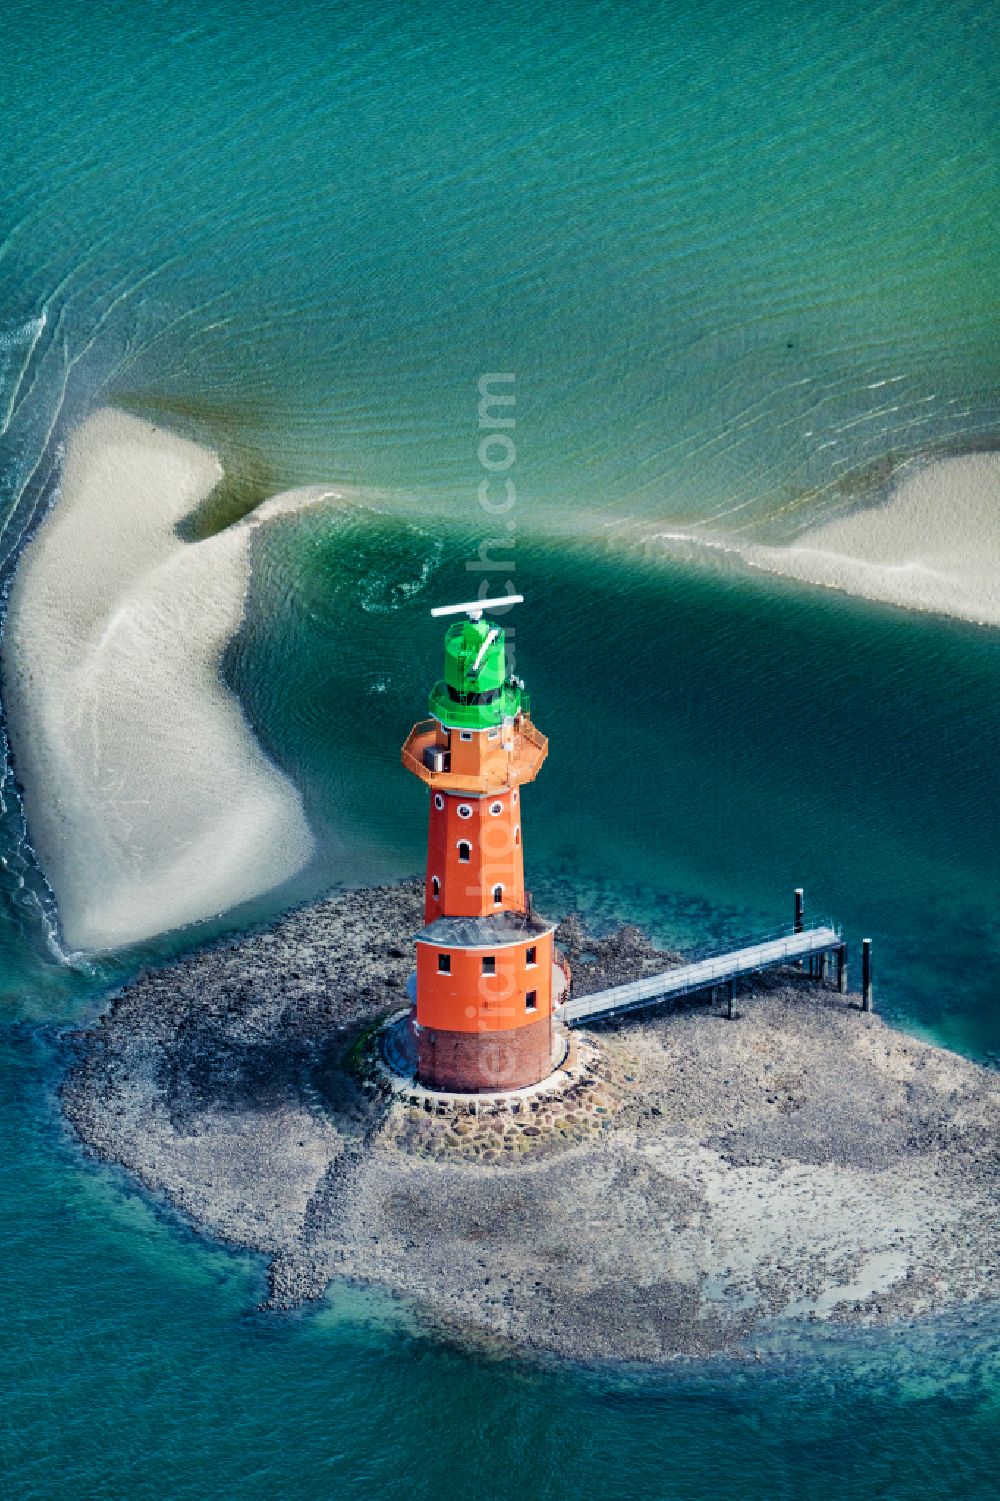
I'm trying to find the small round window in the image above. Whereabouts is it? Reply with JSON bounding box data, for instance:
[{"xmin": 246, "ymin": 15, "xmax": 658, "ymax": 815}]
[
  {"xmin": 489, "ymin": 800, "xmax": 503, "ymax": 816},
  {"xmin": 433, "ymin": 793, "xmax": 444, "ymax": 811},
  {"xmin": 457, "ymin": 804, "xmax": 473, "ymax": 820}
]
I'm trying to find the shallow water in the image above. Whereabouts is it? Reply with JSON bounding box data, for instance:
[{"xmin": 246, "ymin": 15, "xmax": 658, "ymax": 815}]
[{"xmin": 1, "ymin": 0, "xmax": 999, "ymax": 1495}]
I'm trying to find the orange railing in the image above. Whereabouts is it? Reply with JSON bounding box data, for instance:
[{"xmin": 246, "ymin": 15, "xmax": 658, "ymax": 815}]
[
  {"xmin": 400, "ymin": 719, "xmax": 440, "ymax": 783},
  {"xmin": 514, "ymin": 716, "xmax": 548, "ymax": 761},
  {"xmin": 401, "ymin": 714, "xmax": 548, "ymax": 790}
]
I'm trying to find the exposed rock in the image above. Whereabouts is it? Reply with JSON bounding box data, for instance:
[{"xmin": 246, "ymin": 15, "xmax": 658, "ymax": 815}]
[{"xmin": 62, "ymin": 881, "xmax": 1000, "ymax": 1363}]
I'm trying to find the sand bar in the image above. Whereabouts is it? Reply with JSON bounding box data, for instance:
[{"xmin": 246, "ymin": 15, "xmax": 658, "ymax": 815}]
[
  {"xmin": 2, "ymin": 408, "xmax": 333, "ymax": 950},
  {"xmin": 740, "ymin": 453, "xmax": 1000, "ymax": 626}
]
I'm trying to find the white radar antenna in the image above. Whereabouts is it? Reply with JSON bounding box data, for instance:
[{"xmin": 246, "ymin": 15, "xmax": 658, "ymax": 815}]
[{"xmin": 430, "ymin": 593, "xmax": 523, "ymax": 622}]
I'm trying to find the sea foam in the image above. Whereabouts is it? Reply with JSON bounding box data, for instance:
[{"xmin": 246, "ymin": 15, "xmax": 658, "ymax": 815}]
[{"xmin": 2, "ymin": 407, "xmax": 333, "ymax": 951}]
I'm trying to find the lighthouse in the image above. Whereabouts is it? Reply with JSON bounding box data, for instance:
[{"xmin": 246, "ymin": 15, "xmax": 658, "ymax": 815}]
[{"xmin": 401, "ymin": 596, "xmax": 565, "ymax": 1093}]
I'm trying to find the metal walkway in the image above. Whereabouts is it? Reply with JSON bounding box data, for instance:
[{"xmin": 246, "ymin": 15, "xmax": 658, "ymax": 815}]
[{"xmin": 561, "ymin": 924, "xmax": 843, "ymax": 1027}]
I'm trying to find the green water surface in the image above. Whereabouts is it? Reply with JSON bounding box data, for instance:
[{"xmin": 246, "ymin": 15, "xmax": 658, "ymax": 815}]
[{"xmin": 1, "ymin": 0, "xmax": 999, "ymax": 1495}]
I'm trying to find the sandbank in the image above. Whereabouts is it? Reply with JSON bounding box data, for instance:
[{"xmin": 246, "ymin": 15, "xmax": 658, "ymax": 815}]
[
  {"xmin": 741, "ymin": 453, "xmax": 1000, "ymax": 626},
  {"xmin": 2, "ymin": 408, "xmax": 335, "ymax": 950}
]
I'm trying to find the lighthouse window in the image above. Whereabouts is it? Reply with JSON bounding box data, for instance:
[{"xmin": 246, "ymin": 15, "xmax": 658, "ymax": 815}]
[
  {"xmin": 457, "ymin": 803, "xmax": 473, "ymax": 819},
  {"xmin": 459, "ymin": 730, "xmax": 473, "ymax": 742},
  {"xmin": 492, "ymin": 884, "xmax": 503, "ymax": 904},
  {"xmin": 514, "ymin": 825, "xmax": 521, "ymax": 846},
  {"xmin": 437, "ymin": 953, "xmax": 451, "ymax": 973},
  {"xmin": 481, "ymin": 955, "xmax": 496, "ymax": 975},
  {"xmin": 512, "ymin": 789, "xmax": 518, "ymax": 806},
  {"xmin": 487, "ymin": 728, "xmax": 500, "ymax": 740},
  {"xmin": 431, "ymin": 876, "xmax": 440, "ymax": 899},
  {"xmin": 457, "ymin": 841, "xmax": 471, "ymax": 863},
  {"xmin": 525, "ymin": 990, "xmax": 538, "ymax": 1012},
  {"xmin": 433, "ymin": 793, "xmax": 444, "ymax": 811},
  {"xmin": 489, "ymin": 800, "xmax": 503, "ymax": 816},
  {"xmin": 526, "ymin": 945, "xmax": 537, "ymax": 967}
]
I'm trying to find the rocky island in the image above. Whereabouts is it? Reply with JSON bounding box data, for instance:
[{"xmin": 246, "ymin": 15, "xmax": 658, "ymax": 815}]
[{"xmin": 63, "ymin": 880, "xmax": 1000, "ymax": 1364}]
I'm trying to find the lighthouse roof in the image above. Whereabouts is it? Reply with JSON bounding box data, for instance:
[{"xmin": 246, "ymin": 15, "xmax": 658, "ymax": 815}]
[
  {"xmin": 414, "ymin": 910, "xmax": 554, "ymax": 950},
  {"xmin": 428, "ymin": 616, "xmax": 525, "ymax": 731}
]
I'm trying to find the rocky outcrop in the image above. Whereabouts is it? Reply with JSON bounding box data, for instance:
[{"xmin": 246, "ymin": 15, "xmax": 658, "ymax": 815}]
[{"xmin": 62, "ymin": 882, "xmax": 1000, "ymax": 1362}]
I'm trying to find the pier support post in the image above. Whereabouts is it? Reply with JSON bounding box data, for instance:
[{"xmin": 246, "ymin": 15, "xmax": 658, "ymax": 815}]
[
  {"xmin": 819, "ymin": 949, "xmax": 829, "ymax": 985},
  {"xmin": 794, "ymin": 888, "xmax": 804, "ymax": 969},
  {"xmin": 862, "ymin": 938, "xmax": 873, "ymax": 1012},
  {"xmin": 726, "ymin": 979, "xmax": 735, "ymax": 1020},
  {"xmin": 837, "ymin": 944, "xmax": 848, "ymax": 994}
]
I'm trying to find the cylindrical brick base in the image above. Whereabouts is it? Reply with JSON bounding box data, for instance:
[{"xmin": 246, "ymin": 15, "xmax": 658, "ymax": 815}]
[{"xmin": 413, "ymin": 1012, "xmax": 554, "ymax": 1093}]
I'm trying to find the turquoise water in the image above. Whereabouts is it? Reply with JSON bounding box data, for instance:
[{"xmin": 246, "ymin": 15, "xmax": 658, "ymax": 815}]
[{"xmin": 2, "ymin": 0, "xmax": 999, "ymax": 1495}]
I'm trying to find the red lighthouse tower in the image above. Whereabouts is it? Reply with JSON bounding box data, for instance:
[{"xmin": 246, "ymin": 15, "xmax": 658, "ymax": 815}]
[{"xmin": 401, "ymin": 596, "xmax": 563, "ymax": 1092}]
